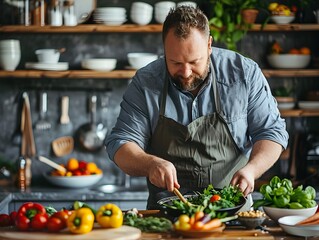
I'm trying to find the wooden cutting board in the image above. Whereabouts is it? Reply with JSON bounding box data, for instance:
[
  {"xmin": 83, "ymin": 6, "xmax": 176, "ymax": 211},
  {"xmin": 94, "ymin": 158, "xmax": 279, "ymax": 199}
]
[
  {"xmin": 141, "ymin": 229, "xmax": 275, "ymax": 239},
  {"xmin": 0, "ymin": 225, "xmax": 141, "ymax": 240}
]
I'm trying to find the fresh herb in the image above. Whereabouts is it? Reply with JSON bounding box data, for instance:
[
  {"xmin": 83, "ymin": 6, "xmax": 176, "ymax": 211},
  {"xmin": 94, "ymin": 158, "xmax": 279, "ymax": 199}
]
[
  {"xmin": 123, "ymin": 209, "xmax": 173, "ymax": 233},
  {"xmin": 253, "ymin": 176, "xmax": 317, "ymax": 209},
  {"xmin": 45, "ymin": 206, "xmax": 57, "ymax": 216}
]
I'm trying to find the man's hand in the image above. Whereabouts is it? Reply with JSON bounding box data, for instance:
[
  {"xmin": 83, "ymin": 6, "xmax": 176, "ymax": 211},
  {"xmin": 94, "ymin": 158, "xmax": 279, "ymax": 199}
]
[
  {"xmin": 114, "ymin": 142, "xmax": 180, "ymax": 192},
  {"xmin": 148, "ymin": 159, "xmax": 180, "ymax": 192},
  {"xmin": 230, "ymin": 167, "xmax": 255, "ymax": 196}
]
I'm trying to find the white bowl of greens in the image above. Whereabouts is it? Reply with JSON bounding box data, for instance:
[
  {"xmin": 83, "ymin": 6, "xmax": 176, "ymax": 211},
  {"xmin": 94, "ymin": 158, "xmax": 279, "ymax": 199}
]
[{"xmin": 253, "ymin": 176, "xmax": 317, "ymax": 222}]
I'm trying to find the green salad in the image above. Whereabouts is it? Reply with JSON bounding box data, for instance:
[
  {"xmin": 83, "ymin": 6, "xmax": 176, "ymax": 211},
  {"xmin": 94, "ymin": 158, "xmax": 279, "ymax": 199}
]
[{"xmin": 162, "ymin": 184, "xmax": 244, "ymax": 217}]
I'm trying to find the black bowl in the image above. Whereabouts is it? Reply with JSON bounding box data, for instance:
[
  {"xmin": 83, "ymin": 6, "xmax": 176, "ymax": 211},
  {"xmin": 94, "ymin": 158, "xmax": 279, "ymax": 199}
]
[{"xmin": 157, "ymin": 194, "xmax": 247, "ymax": 218}]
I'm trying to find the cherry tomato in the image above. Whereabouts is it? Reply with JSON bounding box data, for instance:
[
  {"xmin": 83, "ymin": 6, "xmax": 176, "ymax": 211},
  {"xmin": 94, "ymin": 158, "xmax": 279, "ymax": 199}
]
[
  {"xmin": 78, "ymin": 160, "xmax": 87, "ymax": 170},
  {"xmin": 51, "ymin": 210, "xmax": 71, "ymax": 226},
  {"xmin": 72, "ymin": 169, "xmax": 82, "ymax": 176},
  {"xmin": 30, "ymin": 213, "xmax": 48, "ymax": 230},
  {"xmin": 0, "ymin": 214, "xmax": 11, "ymax": 227},
  {"xmin": 9, "ymin": 211, "xmax": 17, "ymax": 226},
  {"xmin": 47, "ymin": 217, "xmax": 65, "ymax": 232},
  {"xmin": 210, "ymin": 194, "xmax": 221, "ymax": 202}
]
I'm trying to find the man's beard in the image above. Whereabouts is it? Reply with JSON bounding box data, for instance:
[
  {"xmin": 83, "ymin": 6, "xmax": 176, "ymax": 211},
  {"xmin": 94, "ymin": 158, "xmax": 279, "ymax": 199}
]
[{"xmin": 171, "ymin": 57, "xmax": 210, "ymax": 92}]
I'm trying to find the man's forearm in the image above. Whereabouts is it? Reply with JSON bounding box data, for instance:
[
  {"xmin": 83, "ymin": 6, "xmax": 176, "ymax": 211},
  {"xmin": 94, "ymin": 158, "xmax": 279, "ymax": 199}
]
[{"xmin": 247, "ymin": 139, "xmax": 283, "ymax": 179}]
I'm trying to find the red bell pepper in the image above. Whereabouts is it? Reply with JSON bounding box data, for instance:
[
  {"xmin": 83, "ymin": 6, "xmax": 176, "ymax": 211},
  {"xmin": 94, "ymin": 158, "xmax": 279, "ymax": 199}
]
[{"xmin": 15, "ymin": 202, "xmax": 48, "ymax": 231}]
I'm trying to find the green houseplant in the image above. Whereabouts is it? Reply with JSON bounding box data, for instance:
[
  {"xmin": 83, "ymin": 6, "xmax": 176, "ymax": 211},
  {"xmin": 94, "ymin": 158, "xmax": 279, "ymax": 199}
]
[{"xmin": 208, "ymin": 0, "xmax": 261, "ymax": 51}]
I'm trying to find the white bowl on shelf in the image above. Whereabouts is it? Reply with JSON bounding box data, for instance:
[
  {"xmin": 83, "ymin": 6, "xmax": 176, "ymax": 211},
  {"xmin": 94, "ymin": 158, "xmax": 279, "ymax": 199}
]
[
  {"xmin": 270, "ymin": 15, "xmax": 295, "ymax": 24},
  {"xmin": 81, "ymin": 58, "xmax": 117, "ymax": 71},
  {"xmin": 267, "ymin": 54, "xmax": 311, "ymax": 69},
  {"xmin": 127, "ymin": 53, "xmax": 158, "ymax": 69},
  {"xmin": 35, "ymin": 49, "xmax": 61, "ymax": 63}
]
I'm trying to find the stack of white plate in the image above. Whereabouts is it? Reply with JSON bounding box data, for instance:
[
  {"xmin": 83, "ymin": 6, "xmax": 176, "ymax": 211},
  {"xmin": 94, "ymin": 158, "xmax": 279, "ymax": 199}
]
[
  {"xmin": 93, "ymin": 7, "xmax": 127, "ymax": 26},
  {"xmin": 155, "ymin": 1, "xmax": 176, "ymax": 24},
  {"xmin": 130, "ymin": 2, "xmax": 153, "ymax": 25}
]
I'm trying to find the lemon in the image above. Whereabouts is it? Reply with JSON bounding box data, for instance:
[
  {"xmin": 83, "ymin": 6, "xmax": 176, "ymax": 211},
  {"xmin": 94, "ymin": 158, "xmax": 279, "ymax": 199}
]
[{"xmin": 268, "ymin": 3, "xmax": 278, "ymax": 11}]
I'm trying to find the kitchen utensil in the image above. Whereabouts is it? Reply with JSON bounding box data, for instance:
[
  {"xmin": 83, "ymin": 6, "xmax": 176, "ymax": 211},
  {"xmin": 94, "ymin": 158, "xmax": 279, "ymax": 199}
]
[
  {"xmin": 173, "ymin": 187, "xmax": 193, "ymax": 206},
  {"xmin": 51, "ymin": 136, "xmax": 74, "ymax": 157},
  {"xmin": 21, "ymin": 92, "xmax": 37, "ymax": 157},
  {"xmin": 313, "ymin": 9, "xmax": 319, "ymax": 24},
  {"xmin": 77, "ymin": 95, "xmax": 107, "ymax": 152},
  {"xmin": 0, "ymin": 225, "xmax": 141, "ymax": 240},
  {"xmin": 38, "ymin": 155, "xmax": 67, "ymax": 173},
  {"xmin": 35, "ymin": 92, "xmax": 51, "ymax": 130},
  {"xmin": 59, "ymin": 95, "xmax": 71, "ymax": 125}
]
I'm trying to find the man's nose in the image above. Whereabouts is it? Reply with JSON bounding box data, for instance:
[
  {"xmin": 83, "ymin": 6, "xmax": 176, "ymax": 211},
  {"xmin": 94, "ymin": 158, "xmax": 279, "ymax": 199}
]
[{"xmin": 179, "ymin": 64, "xmax": 192, "ymax": 78}]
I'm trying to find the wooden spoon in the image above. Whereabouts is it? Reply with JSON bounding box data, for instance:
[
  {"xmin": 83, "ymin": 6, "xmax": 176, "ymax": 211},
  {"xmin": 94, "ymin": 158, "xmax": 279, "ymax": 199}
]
[
  {"xmin": 38, "ymin": 155, "xmax": 67, "ymax": 173},
  {"xmin": 173, "ymin": 188, "xmax": 194, "ymax": 206}
]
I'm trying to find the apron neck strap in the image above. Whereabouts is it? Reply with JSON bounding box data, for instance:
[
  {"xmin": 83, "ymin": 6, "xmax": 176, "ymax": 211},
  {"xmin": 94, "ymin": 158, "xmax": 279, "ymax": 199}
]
[{"xmin": 160, "ymin": 61, "xmax": 222, "ymax": 116}]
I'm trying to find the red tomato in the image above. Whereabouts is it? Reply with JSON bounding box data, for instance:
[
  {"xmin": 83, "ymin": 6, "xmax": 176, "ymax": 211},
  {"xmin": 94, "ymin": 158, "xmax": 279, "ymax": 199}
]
[
  {"xmin": 15, "ymin": 214, "xmax": 30, "ymax": 231},
  {"xmin": 78, "ymin": 160, "xmax": 87, "ymax": 170},
  {"xmin": 30, "ymin": 213, "xmax": 48, "ymax": 230},
  {"xmin": 210, "ymin": 194, "xmax": 221, "ymax": 202},
  {"xmin": 0, "ymin": 214, "xmax": 11, "ymax": 227},
  {"xmin": 51, "ymin": 210, "xmax": 70, "ymax": 226},
  {"xmin": 72, "ymin": 169, "xmax": 82, "ymax": 176},
  {"xmin": 47, "ymin": 217, "xmax": 65, "ymax": 232},
  {"xmin": 9, "ymin": 211, "xmax": 17, "ymax": 226}
]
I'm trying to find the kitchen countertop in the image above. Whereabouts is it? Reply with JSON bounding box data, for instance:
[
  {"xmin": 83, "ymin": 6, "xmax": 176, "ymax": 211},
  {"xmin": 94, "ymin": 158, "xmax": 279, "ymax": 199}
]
[{"xmin": 1, "ymin": 184, "xmax": 319, "ymax": 239}]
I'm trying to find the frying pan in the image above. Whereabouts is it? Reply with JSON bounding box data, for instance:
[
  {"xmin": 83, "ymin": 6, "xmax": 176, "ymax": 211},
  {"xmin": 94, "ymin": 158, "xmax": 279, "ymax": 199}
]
[
  {"xmin": 156, "ymin": 188, "xmax": 247, "ymax": 218},
  {"xmin": 77, "ymin": 95, "xmax": 107, "ymax": 152}
]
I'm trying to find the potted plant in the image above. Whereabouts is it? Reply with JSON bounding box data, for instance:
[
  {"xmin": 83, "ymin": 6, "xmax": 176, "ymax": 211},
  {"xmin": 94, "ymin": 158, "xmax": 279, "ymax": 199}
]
[{"xmin": 208, "ymin": 0, "xmax": 262, "ymax": 51}]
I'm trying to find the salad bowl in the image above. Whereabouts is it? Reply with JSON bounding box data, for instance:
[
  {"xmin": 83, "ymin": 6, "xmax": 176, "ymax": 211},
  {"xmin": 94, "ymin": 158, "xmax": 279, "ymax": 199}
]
[{"xmin": 157, "ymin": 185, "xmax": 246, "ymax": 218}]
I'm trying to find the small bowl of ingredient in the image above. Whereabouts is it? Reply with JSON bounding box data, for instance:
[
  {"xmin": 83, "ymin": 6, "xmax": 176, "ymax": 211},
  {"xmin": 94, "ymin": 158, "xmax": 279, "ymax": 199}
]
[{"xmin": 237, "ymin": 210, "xmax": 266, "ymax": 229}]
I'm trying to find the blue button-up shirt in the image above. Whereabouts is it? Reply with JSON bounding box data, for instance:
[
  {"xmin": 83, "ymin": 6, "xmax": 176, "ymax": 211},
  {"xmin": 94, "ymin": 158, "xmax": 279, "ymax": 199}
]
[{"xmin": 106, "ymin": 47, "xmax": 289, "ymax": 160}]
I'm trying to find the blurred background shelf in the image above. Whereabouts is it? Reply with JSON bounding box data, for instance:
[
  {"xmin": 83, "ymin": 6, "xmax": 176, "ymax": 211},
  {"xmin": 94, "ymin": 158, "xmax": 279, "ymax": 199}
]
[
  {"xmin": 1, "ymin": 69, "xmax": 319, "ymax": 79},
  {"xmin": 1, "ymin": 24, "xmax": 319, "ymax": 33}
]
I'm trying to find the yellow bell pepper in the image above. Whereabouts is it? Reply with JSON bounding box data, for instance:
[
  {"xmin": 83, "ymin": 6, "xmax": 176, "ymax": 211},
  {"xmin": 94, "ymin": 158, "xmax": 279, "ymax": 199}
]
[
  {"xmin": 96, "ymin": 203, "xmax": 123, "ymax": 228},
  {"xmin": 67, "ymin": 208, "xmax": 94, "ymax": 234}
]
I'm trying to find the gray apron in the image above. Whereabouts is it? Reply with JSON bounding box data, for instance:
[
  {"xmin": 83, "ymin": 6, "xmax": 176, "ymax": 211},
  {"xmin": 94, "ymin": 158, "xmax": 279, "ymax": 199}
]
[{"xmin": 147, "ymin": 65, "xmax": 249, "ymax": 209}]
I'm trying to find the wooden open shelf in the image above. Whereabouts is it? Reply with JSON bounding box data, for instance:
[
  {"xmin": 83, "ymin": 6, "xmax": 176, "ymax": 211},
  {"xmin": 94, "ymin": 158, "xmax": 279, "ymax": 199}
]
[
  {"xmin": 1, "ymin": 24, "xmax": 319, "ymax": 33},
  {"xmin": 1, "ymin": 69, "xmax": 319, "ymax": 79}
]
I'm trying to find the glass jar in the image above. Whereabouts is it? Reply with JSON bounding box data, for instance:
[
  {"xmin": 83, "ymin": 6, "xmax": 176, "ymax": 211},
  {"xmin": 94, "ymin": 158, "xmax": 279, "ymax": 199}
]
[
  {"xmin": 31, "ymin": 0, "xmax": 46, "ymax": 26},
  {"xmin": 48, "ymin": 0, "xmax": 62, "ymax": 26},
  {"xmin": 63, "ymin": 0, "xmax": 77, "ymax": 26}
]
